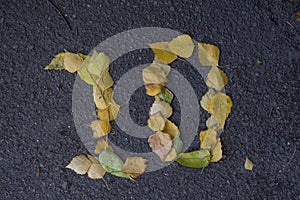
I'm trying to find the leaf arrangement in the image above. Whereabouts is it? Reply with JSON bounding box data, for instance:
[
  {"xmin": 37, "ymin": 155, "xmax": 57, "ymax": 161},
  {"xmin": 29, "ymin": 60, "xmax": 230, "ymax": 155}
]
[{"xmin": 45, "ymin": 33, "xmax": 233, "ymax": 180}]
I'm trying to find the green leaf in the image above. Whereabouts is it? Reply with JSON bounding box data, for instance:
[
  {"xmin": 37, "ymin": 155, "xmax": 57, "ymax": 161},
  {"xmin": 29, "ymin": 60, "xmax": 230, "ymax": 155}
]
[
  {"xmin": 101, "ymin": 164, "xmax": 134, "ymax": 181},
  {"xmin": 98, "ymin": 150, "xmax": 124, "ymax": 172},
  {"xmin": 255, "ymin": 60, "xmax": 262, "ymax": 66},
  {"xmin": 158, "ymin": 87, "xmax": 173, "ymax": 103},
  {"xmin": 44, "ymin": 52, "xmax": 65, "ymax": 70},
  {"xmin": 176, "ymin": 150, "xmax": 211, "ymax": 168},
  {"xmin": 172, "ymin": 136, "xmax": 183, "ymax": 153},
  {"xmin": 77, "ymin": 56, "xmax": 98, "ymax": 85}
]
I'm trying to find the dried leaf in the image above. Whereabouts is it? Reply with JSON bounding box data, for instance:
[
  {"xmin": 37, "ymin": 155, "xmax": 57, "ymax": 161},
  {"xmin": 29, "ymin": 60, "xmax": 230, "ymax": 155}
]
[
  {"xmin": 44, "ymin": 52, "xmax": 65, "ymax": 70},
  {"xmin": 122, "ymin": 157, "xmax": 147, "ymax": 178},
  {"xmin": 162, "ymin": 119, "xmax": 179, "ymax": 138},
  {"xmin": 149, "ymin": 42, "xmax": 177, "ymax": 64},
  {"xmin": 157, "ymin": 87, "xmax": 173, "ymax": 103},
  {"xmin": 77, "ymin": 56, "xmax": 98, "ymax": 85},
  {"xmin": 244, "ymin": 157, "xmax": 254, "ymax": 170},
  {"xmin": 206, "ymin": 66, "xmax": 228, "ymax": 91},
  {"xmin": 94, "ymin": 139, "xmax": 114, "ymax": 154},
  {"xmin": 168, "ymin": 34, "xmax": 194, "ymax": 58},
  {"xmin": 148, "ymin": 131, "xmax": 172, "ymax": 161},
  {"xmin": 150, "ymin": 96, "xmax": 173, "ymax": 118},
  {"xmin": 147, "ymin": 112, "xmax": 166, "ymax": 131},
  {"xmin": 97, "ymin": 108, "xmax": 110, "ymax": 121},
  {"xmin": 200, "ymin": 89, "xmax": 216, "ymax": 112},
  {"xmin": 208, "ymin": 92, "xmax": 232, "ymax": 129},
  {"xmin": 164, "ymin": 148, "xmax": 177, "ymax": 162},
  {"xmin": 86, "ymin": 155, "xmax": 106, "ymax": 179},
  {"xmin": 210, "ymin": 139, "xmax": 222, "ymax": 162},
  {"xmin": 86, "ymin": 50, "xmax": 110, "ymax": 76},
  {"xmin": 172, "ymin": 135, "xmax": 183, "ymax": 153},
  {"xmin": 88, "ymin": 120, "xmax": 111, "ymax": 138},
  {"xmin": 66, "ymin": 155, "xmax": 92, "ymax": 175},
  {"xmin": 93, "ymin": 88, "xmax": 113, "ymax": 110},
  {"xmin": 142, "ymin": 63, "xmax": 170, "ymax": 84},
  {"xmin": 96, "ymin": 68, "xmax": 114, "ymax": 91},
  {"xmin": 145, "ymin": 84, "xmax": 163, "ymax": 96},
  {"xmin": 206, "ymin": 115, "xmax": 220, "ymax": 129},
  {"xmin": 176, "ymin": 150, "xmax": 210, "ymax": 168},
  {"xmin": 198, "ymin": 43, "xmax": 220, "ymax": 67},
  {"xmin": 108, "ymin": 98, "xmax": 120, "ymax": 121},
  {"xmin": 63, "ymin": 52, "xmax": 84, "ymax": 73},
  {"xmin": 200, "ymin": 127, "xmax": 217, "ymax": 149}
]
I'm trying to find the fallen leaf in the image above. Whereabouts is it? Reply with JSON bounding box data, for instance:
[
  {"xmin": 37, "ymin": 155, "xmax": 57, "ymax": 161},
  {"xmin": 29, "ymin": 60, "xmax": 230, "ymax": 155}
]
[
  {"xmin": 63, "ymin": 52, "xmax": 84, "ymax": 73},
  {"xmin": 86, "ymin": 50, "xmax": 110, "ymax": 76},
  {"xmin": 66, "ymin": 155, "xmax": 91, "ymax": 175},
  {"xmin": 77, "ymin": 56, "xmax": 98, "ymax": 85},
  {"xmin": 162, "ymin": 119, "xmax": 179, "ymax": 138},
  {"xmin": 88, "ymin": 120, "xmax": 111, "ymax": 138},
  {"xmin": 198, "ymin": 43, "xmax": 220, "ymax": 67},
  {"xmin": 172, "ymin": 135, "xmax": 183, "ymax": 153},
  {"xmin": 93, "ymin": 88, "xmax": 113, "ymax": 110},
  {"xmin": 44, "ymin": 52, "xmax": 65, "ymax": 70},
  {"xmin": 168, "ymin": 34, "xmax": 194, "ymax": 58},
  {"xmin": 153, "ymin": 61, "xmax": 171, "ymax": 76},
  {"xmin": 206, "ymin": 66, "xmax": 228, "ymax": 91},
  {"xmin": 98, "ymin": 150, "xmax": 124, "ymax": 172},
  {"xmin": 206, "ymin": 115, "xmax": 220, "ymax": 129},
  {"xmin": 94, "ymin": 139, "xmax": 114, "ymax": 154},
  {"xmin": 209, "ymin": 139, "xmax": 222, "ymax": 162},
  {"xmin": 142, "ymin": 63, "xmax": 170, "ymax": 84},
  {"xmin": 122, "ymin": 157, "xmax": 147, "ymax": 178},
  {"xmin": 199, "ymin": 127, "xmax": 217, "ymax": 149},
  {"xmin": 244, "ymin": 157, "xmax": 254, "ymax": 170},
  {"xmin": 86, "ymin": 155, "xmax": 106, "ymax": 179},
  {"xmin": 157, "ymin": 87, "xmax": 174, "ymax": 103},
  {"xmin": 145, "ymin": 84, "xmax": 163, "ymax": 96},
  {"xmin": 108, "ymin": 98, "xmax": 120, "ymax": 121},
  {"xmin": 147, "ymin": 112, "xmax": 166, "ymax": 131},
  {"xmin": 150, "ymin": 96, "xmax": 173, "ymax": 118},
  {"xmin": 200, "ymin": 89, "xmax": 217, "ymax": 112},
  {"xmin": 148, "ymin": 131, "xmax": 173, "ymax": 161},
  {"xmin": 208, "ymin": 92, "xmax": 232, "ymax": 129},
  {"xmin": 176, "ymin": 150, "xmax": 211, "ymax": 168},
  {"xmin": 149, "ymin": 42, "xmax": 177, "ymax": 64},
  {"xmin": 164, "ymin": 148, "xmax": 178, "ymax": 162},
  {"xmin": 97, "ymin": 108, "xmax": 110, "ymax": 121},
  {"xmin": 96, "ymin": 68, "xmax": 114, "ymax": 91}
]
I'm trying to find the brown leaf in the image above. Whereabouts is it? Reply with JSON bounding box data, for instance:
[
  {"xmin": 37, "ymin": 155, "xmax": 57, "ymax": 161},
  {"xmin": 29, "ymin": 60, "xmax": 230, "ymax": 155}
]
[
  {"xmin": 122, "ymin": 157, "xmax": 147, "ymax": 178},
  {"xmin": 148, "ymin": 131, "xmax": 172, "ymax": 161}
]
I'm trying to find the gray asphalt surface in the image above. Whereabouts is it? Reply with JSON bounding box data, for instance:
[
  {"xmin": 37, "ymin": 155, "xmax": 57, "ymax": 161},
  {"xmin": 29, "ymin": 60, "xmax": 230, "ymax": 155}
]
[{"xmin": 1, "ymin": 0, "xmax": 300, "ymax": 199}]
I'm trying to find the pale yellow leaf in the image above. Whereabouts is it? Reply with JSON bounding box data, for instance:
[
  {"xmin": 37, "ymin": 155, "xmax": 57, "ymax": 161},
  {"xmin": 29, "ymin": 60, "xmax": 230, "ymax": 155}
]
[
  {"xmin": 66, "ymin": 155, "xmax": 92, "ymax": 175},
  {"xmin": 122, "ymin": 157, "xmax": 147, "ymax": 178},
  {"xmin": 148, "ymin": 131, "xmax": 172, "ymax": 161},
  {"xmin": 87, "ymin": 50, "xmax": 110, "ymax": 76},
  {"xmin": 200, "ymin": 127, "xmax": 217, "ymax": 149},
  {"xmin": 210, "ymin": 139, "xmax": 222, "ymax": 162},
  {"xmin": 96, "ymin": 68, "xmax": 114, "ymax": 91},
  {"xmin": 206, "ymin": 66, "xmax": 228, "ymax": 91},
  {"xmin": 198, "ymin": 43, "xmax": 220, "ymax": 67},
  {"xmin": 200, "ymin": 89, "xmax": 217, "ymax": 112},
  {"xmin": 150, "ymin": 96, "xmax": 173, "ymax": 118},
  {"xmin": 145, "ymin": 84, "xmax": 163, "ymax": 96},
  {"xmin": 168, "ymin": 34, "xmax": 194, "ymax": 58},
  {"xmin": 93, "ymin": 87, "xmax": 113, "ymax": 110},
  {"xmin": 142, "ymin": 63, "xmax": 169, "ymax": 84},
  {"xmin": 147, "ymin": 112, "xmax": 166, "ymax": 131},
  {"xmin": 162, "ymin": 119, "xmax": 179, "ymax": 138},
  {"xmin": 164, "ymin": 148, "xmax": 177, "ymax": 162},
  {"xmin": 94, "ymin": 139, "xmax": 114, "ymax": 154},
  {"xmin": 87, "ymin": 163, "xmax": 106, "ymax": 179},
  {"xmin": 149, "ymin": 42, "xmax": 177, "ymax": 64},
  {"xmin": 63, "ymin": 52, "xmax": 84, "ymax": 73},
  {"xmin": 108, "ymin": 98, "xmax": 120, "ymax": 121},
  {"xmin": 244, "ymin": 157, "xmax": 254, "ymax": 170},
  {"xmin": 88, "ymin": 120, "xmax": 111, "ymax": 138},
  {"xmin": 206, "ymin": 115, "xmax": 220, "ymax": 129}
]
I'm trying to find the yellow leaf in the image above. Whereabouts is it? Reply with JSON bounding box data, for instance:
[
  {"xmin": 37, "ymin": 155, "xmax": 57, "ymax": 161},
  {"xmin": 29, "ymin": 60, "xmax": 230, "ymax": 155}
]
[
  {"xmin": 208, "ymin": 92, "xmax": 232, "ymax": 129},
  {"xmin": 108, "ymin": 98, "xmax": 120, "ymax": 121},
  {"xmin": 44, "ymin": 52, "xmax": 65, "ymax": 70},
  {"xmin": 86, "ymin": 155, "xmax": 106, "ymax": 179},
  {"xmin": 142, "ymin": 63, "xmax": 170, "ymax": 84},
  {"xmin": 206, "ymin": 115, "xmax": 220, "ymax": 129},
  {"xmin": 210, "ymin": 139, "xmax": 222, "ymax": 162},
  {"xmin": 198, "ymin": 43, "xmax": 220, "ymax": 67},
  {"xmin": 97, "ymin": 108, "xmax": 110, "ymax": 121},
  {"xmin": 150, "ymin": 96, "xmax": 173, "ymax": 118},
  {"xmin": 88, "ymin": 120, "xmax": 111, "ymax": 138},
  {"xmin": 93, "ymin": 87, "xmax": 113, "ymax": 110},
  {"xmin": 94, "ymin": 139, "xmax": 114, "ymax": 154},
  {"xmin": 200, "ymin": 89, "xmax": 216, "ymax": 112},
  {"xmin": 149, "ymin": 42, "xmax": 177, "ymax": 64},
  {"xmin": 96, "ymin": 68, "xmax": 114, "ymax": 91},
  {"xmin": 168, "ymin": 34, "xmax": 194, "ymax": 58},
  {"xmin": 63, "ymin": 52, "xmax": 84, "ymax": 73},
  {"xmin": 145, "ymin": 84, "xmax": 163, "ymax": 96},
  {"xmin": 164, "ymin": 148, "xmax": 177, "ymax": 162},
  {"xmin": 148, "ymin": 131, "xmax": 172, "ymax": 161},
  {"xmin": 244, "ymin": 157, "xmax": 254, "ymax": 170},
  {"xmin": 206, "ymin": 66, "xmax": 228, "ymax": 91},
  {"xmin": 122, "ymin": 157, "xmax": 147, "ymax": 178},
  {"xmin": 87, "ymin": 50, "xmax": 110, "ymax": 76},
  {"xmin": 162, "ymin": 119, "xmax": 179, "ymax": 138},
  {"xmin": 66, "ymin": 155, "xmax": 92, "ymax": 175},
  {"xmin": 200, "ymin": 127, "xmax": 217, "ymax": 149},
  {"xmin": 147, "ymin": 112, "xmax": 166, "ymax": 131}
]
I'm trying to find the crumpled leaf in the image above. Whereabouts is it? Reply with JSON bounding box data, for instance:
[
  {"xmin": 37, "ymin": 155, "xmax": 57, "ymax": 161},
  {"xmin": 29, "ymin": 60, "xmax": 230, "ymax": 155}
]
[
  {"xmin": 98, "ymin": 150, "xmax": 124, "ymax": 172},
  {"xmin": 108, "ymin": 98, "xmax": 120, "ymax": 121},
  {"xmin": 200, "ymin": 127, "xmax": 217, "ymax": 149},
  {"xmin": 96, "ymin": 68, "xmax": 114, "ymax": 91},
  {"xmin": 206, "ymin": 115, "xmax": 220, "ymax": 129},
  {"xmin": 149, "ymin": 42, "xmax": 177, "ymax": 64},
  {"xmin": 86, "ymin": 155, "xmax": 106, "ymax": 179},
  {"xmin": 63, "ymin": 52, "xmax": 84, "ymax": 73},
  {"xmin": 150, "ymin": 96, "xmax": 173, "ymax": 118},
  {"xmin": 209, "ymin": 138, "xmax": 222, "ymax": 162},
  {"xmin": 148, "ymin": 131, "xmax": 172, "ymax": 161},
  {"xmin": 164, "ymin": 148, "xmax": 178, "ymax": 162},
  {"xmin": 145, "ymin": 84, "xmax": 163, "ymax": 96},
  {"xmin": 122, "ymin": 157, "xmax": 147, "ymax": 178},
  {"xmin": 168, "ymin": 34, "xmax": 194, "ymax": 58},
  {"xmin": 94, "ymin": 139, "xmax": 114, "ymax": 154},
  {"xmin": 142, "ymin": 63, "xmax": 170, "ymax": 84},
  {"xmin": 206, "ymin": 66, "xmax": 228, "ymax": 91},
  {"xmin": 208, "ymin": 92, "xmax": 232, "ymax": 129},
  {"xmin": 200, "ymin": 89, "xmax": 216, "ymax": 112},
  {"xmin": 244, "ymin": 157, "xmax": 254, "ymax": 170},
  {"xmin": 198, "ymin": 43, "xmax": 220, "ymax": 67},
  {"xmin": 44, "ymin": 52, "xmax": 65, "ymax": 71},
  {"xmin": 147, "ymin": 112, "xmax": 166, "ymax": 131},
  {"xmin": 172, "ymin": 135, "xmax": 183, "ymax": 153},
  {"xmin": 176, "ymin": 150, "xmax": 211, "ymax": 168},
  {"xmin": 162, "ymin": 119, "xmax": 179, "ymax": 138},
  {"xmin": 93, "ymin": 88, "xmax": 113, "ymax": 110},
  {"xmin": 88, "ymin": 120, "xmax": 111, "ymax": 138},
  {"xmin": 158, "ymin": 87, "xmax": 174, "ymax": 103}
]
